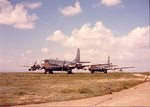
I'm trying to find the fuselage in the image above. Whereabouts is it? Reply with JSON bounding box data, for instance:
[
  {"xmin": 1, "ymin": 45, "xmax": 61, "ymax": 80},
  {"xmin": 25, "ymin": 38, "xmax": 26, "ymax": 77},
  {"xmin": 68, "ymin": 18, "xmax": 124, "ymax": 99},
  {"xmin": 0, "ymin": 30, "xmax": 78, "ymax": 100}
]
[{"xmin": 41, "ymin": 58, "xmax": 76, "ymax": 71}]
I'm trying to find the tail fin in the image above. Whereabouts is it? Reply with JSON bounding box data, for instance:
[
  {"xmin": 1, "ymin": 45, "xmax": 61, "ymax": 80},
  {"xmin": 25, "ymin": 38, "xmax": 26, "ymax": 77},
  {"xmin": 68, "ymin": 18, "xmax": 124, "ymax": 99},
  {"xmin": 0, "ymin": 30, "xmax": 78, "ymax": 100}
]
[
  {"xmin": 107, "ymin": 56, "xmax": 117, "ymax": 67},
  {"xmin": 107, "ymin": 56, "xmax": 110, "ymax": 64},
  {"xmin": 74, "ymin": 48, "xmax": 80, "ymax": 63}
]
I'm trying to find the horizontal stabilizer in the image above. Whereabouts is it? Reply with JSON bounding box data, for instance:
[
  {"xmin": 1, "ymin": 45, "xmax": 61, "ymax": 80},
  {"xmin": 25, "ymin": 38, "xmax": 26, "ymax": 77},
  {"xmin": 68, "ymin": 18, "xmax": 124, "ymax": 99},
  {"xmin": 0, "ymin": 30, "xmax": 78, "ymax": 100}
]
[{"xmin": 79, "ymin": 61, "xmax": 90, "ymax": 63}]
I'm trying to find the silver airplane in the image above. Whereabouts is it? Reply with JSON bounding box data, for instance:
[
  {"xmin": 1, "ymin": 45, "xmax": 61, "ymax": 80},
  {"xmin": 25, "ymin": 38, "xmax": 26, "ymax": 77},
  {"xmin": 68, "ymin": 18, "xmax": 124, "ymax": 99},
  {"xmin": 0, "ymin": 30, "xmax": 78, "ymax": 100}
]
[
  {"xmin": 34, "ymin": 48, "xmax": 89, "ymax": 74},
  {"xmin": 88, "ymin": 56, "xmax": 134, "ymax": 73}
]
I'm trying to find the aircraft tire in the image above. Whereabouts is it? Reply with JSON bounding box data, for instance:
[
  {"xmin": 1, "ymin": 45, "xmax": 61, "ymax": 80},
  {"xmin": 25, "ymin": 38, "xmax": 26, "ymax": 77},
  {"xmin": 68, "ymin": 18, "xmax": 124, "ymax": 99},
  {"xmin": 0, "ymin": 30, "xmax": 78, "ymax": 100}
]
[
  {"xmin": 44, "ymin": 69, "xmax": 48, "ymax": 74},
  {"xmin": 44, "ymin": 71, "xmax": 47, "ymax": 74},
  {"xmin": 29, "ymin": 68, "xmax": 31, "ymax": 71},
  {"xmin": 91, "ymin": 71, "xmax": 95, "ymax": 74},
  {"xmin": 104, "ymin": 70, "xmax": 107, "ymax": 73},
  {"xmin": 67, "ymin": 70, "xmax": 72, "ymax": 74},
  {"xmin": 49, "ymin": 70, "xmax": 53, "ymax": 74}
]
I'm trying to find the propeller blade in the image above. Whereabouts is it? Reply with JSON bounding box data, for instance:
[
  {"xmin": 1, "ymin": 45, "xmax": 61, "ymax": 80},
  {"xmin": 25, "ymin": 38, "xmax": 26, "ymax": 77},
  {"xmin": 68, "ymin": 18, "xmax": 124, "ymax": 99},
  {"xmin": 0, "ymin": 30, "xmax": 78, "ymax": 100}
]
[
  {"xmin": 19, "ymin": 65, "xmax": 31, "ymax": 67},
  {"xmin": 24, "ymin": 65, "xmax": 31, "ymax": 67},
  {"xmin": 62, "ymin": 60, "xmax": 66, "ymax": 71},
  {"xmin": 33, "ymin": 61, "xmax": 37, "ymax": 66}
]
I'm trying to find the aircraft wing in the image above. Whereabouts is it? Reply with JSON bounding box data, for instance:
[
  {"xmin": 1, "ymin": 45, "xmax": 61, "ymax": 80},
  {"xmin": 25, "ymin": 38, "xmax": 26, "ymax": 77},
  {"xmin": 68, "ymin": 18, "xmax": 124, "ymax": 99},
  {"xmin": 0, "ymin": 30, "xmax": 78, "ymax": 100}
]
[
  {"xmin": 76, "ymin": 64, "xmax": 90, "ymax": 69},
  {"xmin": 114, "ymin": 66, "xmax": 135, "ymax": 70},
  {"xmin": 79, "ymin": 61, "xmax": 90, "ymax": 63},
  {"xmin": 19, "ymin": 65, "xmax": 31, "ymax": 67}
]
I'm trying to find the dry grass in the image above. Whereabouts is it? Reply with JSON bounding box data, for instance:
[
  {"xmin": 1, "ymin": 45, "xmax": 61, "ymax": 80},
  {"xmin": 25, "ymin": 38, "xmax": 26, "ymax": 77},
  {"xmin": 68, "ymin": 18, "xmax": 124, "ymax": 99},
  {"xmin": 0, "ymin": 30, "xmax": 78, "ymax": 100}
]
[
  {"xmin": 140, "ymin": 72, "xmax": 150, "ymax": 75},
  {"xmin": 0, "ymin": 72, "xmax": 147, "ymax": 106}
]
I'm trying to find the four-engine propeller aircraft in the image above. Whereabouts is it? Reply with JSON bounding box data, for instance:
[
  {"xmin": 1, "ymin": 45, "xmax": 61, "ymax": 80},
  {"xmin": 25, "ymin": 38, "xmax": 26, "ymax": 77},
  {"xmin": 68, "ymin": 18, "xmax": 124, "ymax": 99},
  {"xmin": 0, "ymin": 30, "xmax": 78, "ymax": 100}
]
[
  {"xmin": 24, "ymin": 48, "xmax": 90, "ymax": 74},
  {"xmin": 88, "ymin": 56, "xmax": 134, "ymax": 73},
  {"xmin": 41, "ymin": 48, "xmax": 90, "ymax": 74}
]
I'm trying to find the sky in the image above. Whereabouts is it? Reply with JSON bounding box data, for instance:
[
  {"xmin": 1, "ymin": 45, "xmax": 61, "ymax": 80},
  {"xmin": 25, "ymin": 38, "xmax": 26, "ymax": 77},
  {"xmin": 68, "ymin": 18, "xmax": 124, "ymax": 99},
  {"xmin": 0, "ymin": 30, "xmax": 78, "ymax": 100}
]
[{"xmin": 0, "ymin": 0, "xmax": 149, "ymax": 72}]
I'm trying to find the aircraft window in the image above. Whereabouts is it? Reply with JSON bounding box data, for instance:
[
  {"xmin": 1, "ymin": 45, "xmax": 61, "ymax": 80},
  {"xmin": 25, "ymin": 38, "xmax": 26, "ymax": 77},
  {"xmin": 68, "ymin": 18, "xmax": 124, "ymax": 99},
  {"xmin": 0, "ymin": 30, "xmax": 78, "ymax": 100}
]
[
  {"xmin": 41, "ymin": 61, "xmax": 45, "ymax": 64},
  {"xmin": 44, "ymin": 60, "xmax": 49, "ymax": 63}
]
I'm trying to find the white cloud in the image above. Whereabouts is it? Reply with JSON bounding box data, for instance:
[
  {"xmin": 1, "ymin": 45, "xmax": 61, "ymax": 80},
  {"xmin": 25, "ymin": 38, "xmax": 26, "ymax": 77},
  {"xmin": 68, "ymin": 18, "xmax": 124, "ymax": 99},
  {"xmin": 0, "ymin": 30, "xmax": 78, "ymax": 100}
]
[
  {"xmin": 41, "ymin": 48, "xmax": 49, "ymax": 53},
  {"xmin": 0, "ymin": 0, "xmax": 41, "ymax": 29},
  {"xmin": 47, "ymin": 30, "xmax": 68, "ymax": 41},
  {"xmin": 21, "ymin": 53, "xmax": 25, "ymax": 57},
  {"xmin": 59, "ymin": 1, "xmax": 82, "ymax": 16},
  {"xmin": 101, "ymin": 0, "xmax": 122, "ymax": 7},
  {"xmin": 47, "ymin": 21, "xmax": 150, "ymax": 71},
  {"xmin": 26, "ymin": 50, "xmax": 33, "ymax": 54},
  {"xmin": 24, "ymin": 2, "xmax": 42, "ymax": 9}
]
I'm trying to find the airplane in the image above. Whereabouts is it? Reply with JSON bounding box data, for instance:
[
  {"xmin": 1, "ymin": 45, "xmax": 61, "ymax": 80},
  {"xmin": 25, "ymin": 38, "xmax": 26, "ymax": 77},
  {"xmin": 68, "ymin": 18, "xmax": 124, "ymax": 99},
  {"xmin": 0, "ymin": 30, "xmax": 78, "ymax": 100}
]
[
  {"xmin": 87, "ymin": 56, "xmax": 134, "ymax": 73},
  {"xmin": 25, "ymin": 48, "xmax": 90, "ymax": 74}
]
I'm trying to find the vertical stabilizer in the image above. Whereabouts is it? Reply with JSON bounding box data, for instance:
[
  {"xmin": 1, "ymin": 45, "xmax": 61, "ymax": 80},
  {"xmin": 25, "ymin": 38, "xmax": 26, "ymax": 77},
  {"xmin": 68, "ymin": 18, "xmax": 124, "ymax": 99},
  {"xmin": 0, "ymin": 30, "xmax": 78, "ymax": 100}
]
[
  {"xmin": 107, "ymin": 56, "xmax": 110, "ymax": 64},
  {"xmin": 74, "ymin": 48, "xmax": 80, "ymax": 63}
]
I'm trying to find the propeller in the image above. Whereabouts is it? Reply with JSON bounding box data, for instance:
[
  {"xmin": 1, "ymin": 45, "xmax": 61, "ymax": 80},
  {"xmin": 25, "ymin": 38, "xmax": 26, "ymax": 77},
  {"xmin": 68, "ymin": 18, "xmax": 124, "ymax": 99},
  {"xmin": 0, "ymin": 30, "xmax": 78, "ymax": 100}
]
[
  {"xmin": 62, "ymin": 61, "xmax": 78, "ymax": 71},
  {"xmin": 29, "ymin": 61, "xmax": 41, "ymax": 71},
  {"xmin": 33, "ymin": 61, "xmax": 37, "ymax": 67},
  {"xmin": 19, "ymin": 65, "xmax": 31, "ymax": 67},
  {"xmin": 19, "ymin": 61, "xmax": 41, "ymax": 71},
  {"xmin": 62, "ymin": 60, "xmax": 66, "ymax": 71},
  {"xmin": 76, "ymin": 63, "xmax": 82, "ymax": 69}
]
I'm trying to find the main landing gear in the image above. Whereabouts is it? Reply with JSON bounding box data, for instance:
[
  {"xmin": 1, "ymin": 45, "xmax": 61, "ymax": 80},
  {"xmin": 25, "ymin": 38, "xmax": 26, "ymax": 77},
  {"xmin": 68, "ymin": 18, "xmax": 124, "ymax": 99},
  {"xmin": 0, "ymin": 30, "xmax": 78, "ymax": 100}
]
[
  {"xmin": 44, "ymin": 69, "xmax": 53, "ymax": 74},
  {"xmin": 67, "ymin": 70, "xmax": 73, "ymax": 74},
  {"xmin": 44, "ymin": 69, "xmax": 73, "ymax": 74}
]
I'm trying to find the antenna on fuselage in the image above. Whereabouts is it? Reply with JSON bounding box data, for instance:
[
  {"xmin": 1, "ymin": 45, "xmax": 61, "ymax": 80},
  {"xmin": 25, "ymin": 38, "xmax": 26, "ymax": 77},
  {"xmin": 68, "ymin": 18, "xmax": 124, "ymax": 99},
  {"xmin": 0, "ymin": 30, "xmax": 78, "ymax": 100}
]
[{"xmin": 62, "ymin": 60, "xmax": 66, "ymax": 71}]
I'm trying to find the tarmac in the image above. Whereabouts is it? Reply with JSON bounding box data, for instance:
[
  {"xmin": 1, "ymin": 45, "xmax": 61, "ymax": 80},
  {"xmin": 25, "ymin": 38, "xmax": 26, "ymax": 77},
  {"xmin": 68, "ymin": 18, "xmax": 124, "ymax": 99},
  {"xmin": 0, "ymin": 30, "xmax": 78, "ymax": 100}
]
[{"xmin": 15, "ymin": 81, "xmax": 150, "ymax": 106}]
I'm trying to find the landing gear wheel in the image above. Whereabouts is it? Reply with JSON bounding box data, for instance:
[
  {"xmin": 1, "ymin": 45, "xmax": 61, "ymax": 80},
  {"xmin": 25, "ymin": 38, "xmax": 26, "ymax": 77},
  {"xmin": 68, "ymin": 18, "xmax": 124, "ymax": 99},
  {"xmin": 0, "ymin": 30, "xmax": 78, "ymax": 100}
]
[
  {"xmin": 49, "ymin": 70, "xmax": 53, "ymax": 74},
  {"xmin": 104, "ymin": 70, "xmax": 107, "ymax": 73},
  {"xmin": 91, "ymin": 71, "xmax": 95, "ymax": 74},
  {"xmin": 44, "ymin": 71, "xmax": 47, "ymax": 74},
  {"xmin": 44, "ymin": 69, "xmax": 48, "ymax": 74},
  {"xmin": 67, "ymin": 70, "xmax": 72, "ymax": 74}
]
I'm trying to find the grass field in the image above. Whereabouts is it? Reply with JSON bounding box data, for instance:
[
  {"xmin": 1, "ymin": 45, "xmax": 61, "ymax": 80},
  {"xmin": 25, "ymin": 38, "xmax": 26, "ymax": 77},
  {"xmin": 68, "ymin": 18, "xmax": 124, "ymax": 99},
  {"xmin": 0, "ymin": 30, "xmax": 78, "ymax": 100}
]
[{"xmin": 0, "ymin": 72, "xmax": 149, "ymax": 106}]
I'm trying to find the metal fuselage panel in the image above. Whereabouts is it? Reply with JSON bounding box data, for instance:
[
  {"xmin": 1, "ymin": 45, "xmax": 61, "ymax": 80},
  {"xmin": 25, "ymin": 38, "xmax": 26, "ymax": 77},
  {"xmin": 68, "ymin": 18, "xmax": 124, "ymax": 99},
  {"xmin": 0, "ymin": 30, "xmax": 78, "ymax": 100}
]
[
  {"xmin": 41, "ymin": 59, "xmax": 76, "ymax": 71},
  {"xmin": 89, "ymin": 67, "xmax": 107, "ymax": 72},
  {"xmin": 88, "ymin": 65, "xmax": 108, "ymax": 72}
]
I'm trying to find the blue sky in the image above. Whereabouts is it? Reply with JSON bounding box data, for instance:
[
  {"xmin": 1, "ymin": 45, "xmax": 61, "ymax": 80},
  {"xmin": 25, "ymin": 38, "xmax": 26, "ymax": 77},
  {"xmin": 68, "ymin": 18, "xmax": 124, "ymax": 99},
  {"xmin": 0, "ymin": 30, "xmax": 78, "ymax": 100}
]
[{"xmin": 0, "ymin": 0, "xmax": 149, "ymax": 72}]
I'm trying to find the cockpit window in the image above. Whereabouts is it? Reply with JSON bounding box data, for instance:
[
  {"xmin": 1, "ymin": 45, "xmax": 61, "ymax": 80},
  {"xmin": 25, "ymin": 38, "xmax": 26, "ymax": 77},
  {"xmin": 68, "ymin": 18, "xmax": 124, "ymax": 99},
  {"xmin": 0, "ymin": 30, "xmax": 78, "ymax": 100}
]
[
  {"xmin": 41, "ymin": 60, "xmax": 45, "ymax": 64},
  {"xmin": 44, "ymin": 60, "xmax": 49, "ymax": 63}
]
